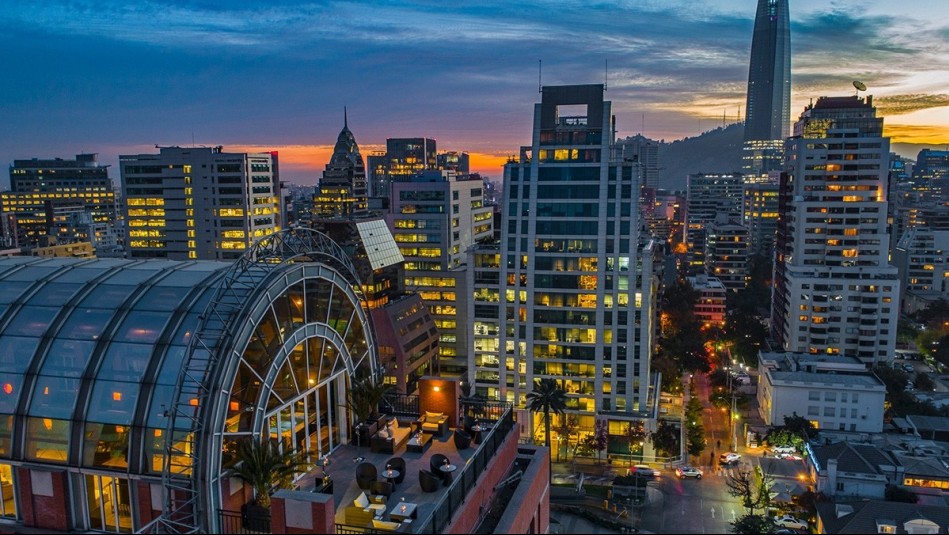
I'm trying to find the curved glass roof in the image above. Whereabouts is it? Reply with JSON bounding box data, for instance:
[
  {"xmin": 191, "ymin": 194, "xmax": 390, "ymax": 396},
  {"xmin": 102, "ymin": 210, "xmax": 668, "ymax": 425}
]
[{"xmin": 0, "ymin": 257, "xmax": 228, "ymax": 465}]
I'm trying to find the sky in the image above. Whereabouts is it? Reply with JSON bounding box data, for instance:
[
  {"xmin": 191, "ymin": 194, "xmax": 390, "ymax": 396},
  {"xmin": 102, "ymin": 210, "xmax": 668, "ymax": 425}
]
[{"xmin": 1, "ymin": 0, "xmax": 948, "ymax": 187}]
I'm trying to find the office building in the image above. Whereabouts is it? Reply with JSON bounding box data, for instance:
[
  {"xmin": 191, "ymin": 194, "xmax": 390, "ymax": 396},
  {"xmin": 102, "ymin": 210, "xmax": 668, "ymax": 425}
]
[
  {"xmin": 704, "ymin": 214, "xmax": 750, "ymax": 291},
  {"xmin": 685, "ymin": 173, "xmax": 744, "ymax": 274},
  {"xmin": 484, "ymin": 84, "xmax": 660, "ymax": 444},
  {"xmin": 742, "ymin": 0, "xmax": 791, "ymax": 180},
  {"xmin": 771, "ymin": 96, "xmax": 899, "ymax": 366},
  {"xmin": 757, "ymin": 352, "xmax": 886, "ymax": 433},
  {"xmin": 893, "ymin": 226, "xmax": 949, "ymax": 313},
  {"xmin": 687, "ymin": 274, "xmax": 727, "ymax": 328},
  {"xmin": 3, "ymin": 154, "xmax": 116, "ymax": 250},
  {"xmin": 618, "ymin": 134, "xmax": 660, "ymax": 189},
  {"xmin": 742, "ymin": 181, "xmax": 780, "ymax": 255},
  {"xmin": 313, "ymin": 115, "xmax": 369, "ymax": 219},
  {"xmin": 387, "ymin": 169, "xmax": 493, "ymax": 377},
  {"xmin": 120, "ymin": 146, "xmax": 280, "ymax": 260},
  {"xmin": 436, "ymin": 151, "xmax": 470, "ymax": 177}
]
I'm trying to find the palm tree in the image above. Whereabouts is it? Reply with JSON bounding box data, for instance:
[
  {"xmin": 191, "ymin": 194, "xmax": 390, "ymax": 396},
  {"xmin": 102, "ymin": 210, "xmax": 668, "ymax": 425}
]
[
  {"xmin": 526, "ymin": 378, "xmax": 567, "ymax": 450},
  {"xmin": 231, "ymin": 438, "xmax": 310, "ymax": 508}
]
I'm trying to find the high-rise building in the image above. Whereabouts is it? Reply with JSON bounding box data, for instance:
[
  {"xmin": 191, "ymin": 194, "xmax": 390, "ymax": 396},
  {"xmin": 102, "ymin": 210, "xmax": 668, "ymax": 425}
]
[
  {"xmin": 704, "ymin": 213, "xmax": 750, "ymax": 291},
  {"xmin": 685, "ymin": 173, "xmax": 744, "ymax": 273},
  {"xmin": 386, "ymin": 169, "xmax": 493, "ymax": 377},
  {"xmin": 313, "ymin": 114, "xmax": 368, "ymax": 219},
  {"xmin": 743, "ymin": 0, "xmax": 791, "ymax": 180},
  {"xmin": 436, "ymin": 151, "xmax": 470, "ymax": 177},
  {"xmin": 618, "ymin": 135, "xmax": 660, "ymax": 189},
  {"xmin": 771, "ymin": 96, "xmax": 899, "ymax": 366},
  {"xmin": 478, "ymin": 84, "xmax": 660, "ymax": 444},
  {"xmin": 742, "ymin": 181, "xmax": 780, "ymax": 255},
  {"xmin": 894, "ymin": 226, "xmax": 949, "ymax": 313},
  {"xmin": 3, "ymin": 153, "xmax": 116, "ymax": 250},
  {"xmin": 120, "ymin": 146, "xmax": 280, "ymax": 260}
]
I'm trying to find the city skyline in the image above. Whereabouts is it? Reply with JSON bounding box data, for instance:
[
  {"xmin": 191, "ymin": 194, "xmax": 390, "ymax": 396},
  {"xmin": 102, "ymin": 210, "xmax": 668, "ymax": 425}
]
[{"xmin": 1, "ymin": 0, "xmax": 948, "ymax": 185}]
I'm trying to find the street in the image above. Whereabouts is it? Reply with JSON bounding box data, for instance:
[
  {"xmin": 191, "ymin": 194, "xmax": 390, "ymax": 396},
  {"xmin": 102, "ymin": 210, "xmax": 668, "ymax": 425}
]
[{"xmin": 638, "ymin": 372, "xmax": 748, "ymax": 534}]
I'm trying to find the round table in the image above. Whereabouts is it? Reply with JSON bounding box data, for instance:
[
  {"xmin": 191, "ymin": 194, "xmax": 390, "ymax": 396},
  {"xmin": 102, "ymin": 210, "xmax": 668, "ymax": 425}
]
[{"xmin": 381, "ymin": 469, "xmax": 400, "ymax": 485}]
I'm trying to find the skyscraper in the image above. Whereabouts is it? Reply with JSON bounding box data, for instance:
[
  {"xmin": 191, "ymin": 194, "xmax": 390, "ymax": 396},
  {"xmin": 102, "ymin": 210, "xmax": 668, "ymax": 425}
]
[
  {"xmin": 314, "ymin": 114, "xmax": 369, "ymax": 219},
  {"xmin": 474, "ymin": 84, "xmax": 660, "ymax": 443},
  {"xmin": 743, "ymin": 0, "xmax": 791, "ymax": 180},
  {"xmin": 771, "ymin": 95, "xmax": 899, "ymax": 366}
]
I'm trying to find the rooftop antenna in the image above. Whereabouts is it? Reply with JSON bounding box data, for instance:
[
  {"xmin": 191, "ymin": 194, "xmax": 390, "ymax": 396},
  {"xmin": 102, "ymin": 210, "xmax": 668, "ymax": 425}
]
[
  {"xmin": 538, "ymin": 60, "xmax": 542, "ymax": 92},
  {"xmin": 853, "ymin": 80, "xmax": 867, "ymax": 97},
  {"xmin": 641, "ymin": 113, "xmax": 645, "ymax": 136},
  {"xmin": 344, "ymin": 106, "xmax": 348, "ymax": 128},
  {"xmin": 604, "ymin": 58, "xmax": 608, "ymax": 91}
]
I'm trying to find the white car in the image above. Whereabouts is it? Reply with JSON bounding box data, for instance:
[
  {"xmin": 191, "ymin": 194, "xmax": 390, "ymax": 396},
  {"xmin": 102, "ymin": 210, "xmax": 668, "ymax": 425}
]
[
  {"xmin": 772, "ymin": 445, "xmax": 795, "ymax": 455},
  {"xmin": 676, "ymin": 466, "xmax": 703, "ymax": 479},
  {"xmin": 719, "ymin": 452, "xmax": 741, "ymax": 464},
  {"xmin": 774, "ymin": 515, "xmax": 808, "ymax": 530}
]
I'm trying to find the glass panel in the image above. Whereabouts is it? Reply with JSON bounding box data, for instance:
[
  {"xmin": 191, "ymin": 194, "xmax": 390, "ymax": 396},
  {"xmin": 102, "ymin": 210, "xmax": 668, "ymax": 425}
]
[
  {"xmin": 29, "ymin": 375, "xmax": 81, "ymax": 419},
  {"xmin": 146, "ymin": 428, "xmax": 164, "ymax": 474},
  {"xmin": 133, "ymin": 286, "xmax": 190, "ymax": 311},
  {"xmin": 155, "ymin": 268, "xmax": 220, "ymax": 287},
  {"xmin": 168, "ymin": 312, "xmax": 201, "ymax": 347},
  {"xmin": 25, "ymin": 417, "xmax": 69, "ymax": 463},
  {"xmin": 231, "ymin": 361, "xmax": 263, "ymax": 417},
  {"xmin": 242, "ymin": 336, "xmax": 269, "ymax": 370},
  {"xmin": 98, "ymin": 343, "xmax": 153, "ymax": 382},
  {"xmin": 57, "ymin": 308, "xmax": 115, "ymax": 341},
  {"xmin": 83, "ymin": 423, "xmax": 130, "ymax": 470},
  {"xmin": 2, "ymin": 266, "xmax": 58, "ymax": 281},
  {"xmin": 345, "ymin": 314, "xmax": 367, "ymax": 361},
  {"xmin": 0, "ymin": 281, "xmax": 30, "ymax": 304},
  {"xmin": 79, "ymin": 285, "xmax": 137, "ymax": 309},
  {"xmin": 156, "ymin": 346, "xmax": 186, "ymax": 385},
  {"xmin": 327, "ymin": 291, "xmax": 355, "ymax": 336},
  {"xmin": 112, "ymin": 311, "xmax": 169, "ymax": 344},
  {"xmin": 272, "ymin": 295, "xmax": 293, "ymax": 337},
  {"xmin": 0, "ymin": 336, "xmax": 40, "ymax": 373},
  {"xmin": 53, "ymin": 267, "xmax": 109, "ymax": 284},
  {"xmin": 289, "ymin": 343, "xmax": 308, "ymax": 395},
  {"xmin": 103, "ymin": 267, "xmax": 162, "ymax": 285},
  {"xmin": 255, "ymin": 309, "xmax": 281, "ymax": 355},
  {"xmin": 4, "ymin": 306, "xmax": 59, "ymax": 336},
  {"xmin": 305, "ymin": 279, "xmax": 332, "ymax": 324},
  {"xmin": 0, "ymin": 463, "xmax": 15, "ymax": 518},
  {"xmin": 145, "ymin": 384, "xmax": 175, "ymax": 429},
  {"xmin": 287, "ymin": 282, "xmax": 305, "ymax": 325},
  {"xmin": 41, "ymin": 340, "xmax": 97, "ymax": 377},
  {"xmin": 0, "ymin": 415, "xmax": 12, "ymax": 458},
  {"xmin": 271, "ymin": 360, "xmax": 297, "ymax": 403},
  {"xmin": 88, "ymin": 381, "xmax": 140, "ymax": 425},
  {"xmin": 0, "ymin": 374, "xmax": 22, "ymax": 413},
  {"xmin": 26, "ymin": 282, "xmax": 82, "ymax": 306},
  {"xmin": 85, "ymin": 475, "xmax": 133, "ymax": 533}
]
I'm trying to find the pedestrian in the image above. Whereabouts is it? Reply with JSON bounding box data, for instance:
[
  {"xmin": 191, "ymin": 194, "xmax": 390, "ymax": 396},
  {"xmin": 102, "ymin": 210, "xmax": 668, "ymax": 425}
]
[{"xmin": 717, "ymin": 440, "xmax": 721, "ymax": 450}]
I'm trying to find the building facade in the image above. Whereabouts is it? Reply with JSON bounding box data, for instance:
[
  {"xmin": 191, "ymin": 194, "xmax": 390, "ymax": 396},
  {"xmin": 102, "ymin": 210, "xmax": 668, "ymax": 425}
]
[
  {"xmin": 704, "ymin": 214, "xmax": 750, "ymax": 291},
  {"xmin": 484, "ymin": 84, "xmax": 659, "ymax": 442},
  {"xmin": 742, "ymin": 181, "xmax": 780, "ymax": 255},
  {"xmin": 771, "ymin": 96, "xmax": 899, "ymax": 366},
  {"xmin": 386, "ymin": 170, "xmax": 493, "ymax": 377},
  {"xmin": 687, "ymin": 274, "xmax": 727, "ymax": 328},
  {"xmin": 120, "ymin": 146, "xmax": 280, "ymax": 260},
  {"xmin": 3, "ymin": 154, "xmax": 116, "ymax": 251},
  {"xmin": 313, "ymin": 116, "xmax": 369, "ymax": 219},
  {"xmin": 685, "ymin": 173, "xmax": 744, "ymax": 274},
  {"xmin": 757, "ymin": 352, "xmax": 886, "ymax": 433}
]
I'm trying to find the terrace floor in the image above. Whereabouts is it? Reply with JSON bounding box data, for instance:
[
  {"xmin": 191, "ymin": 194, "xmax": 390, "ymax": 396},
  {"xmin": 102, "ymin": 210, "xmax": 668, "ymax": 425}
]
[{"xmin": 294, "ymin": 426, "xmax": 482, "ymax": 532}]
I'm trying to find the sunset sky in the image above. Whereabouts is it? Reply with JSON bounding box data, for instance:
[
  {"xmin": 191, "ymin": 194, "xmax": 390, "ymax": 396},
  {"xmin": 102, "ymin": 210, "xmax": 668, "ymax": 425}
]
[{"xmin": 1, "ymin": 0, "xmax": 947, "ymax": 186}]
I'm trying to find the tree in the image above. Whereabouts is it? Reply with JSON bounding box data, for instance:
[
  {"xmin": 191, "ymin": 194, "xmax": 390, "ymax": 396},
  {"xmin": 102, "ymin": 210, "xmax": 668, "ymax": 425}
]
[
  {"xmin": 343, "ymin": 375, "xmax": 393, "ymax": 424},
  {"xmin": 685, "ymin": 382, "xmax": 706, "ymax": 458},
  {"xmin": 623, "ymin": 422, "xmax": 647, "ymax": 463},
  {"xmin": 726, "ymin": 465, "xmax": 774, "ymax": 515},
  {"xmin": 650, "ymin": 420, "xmax": 680, "ymax": 458},
  {"xmin": 731, "ymin": 514, "xmax": 774, "ymax": 535},
  {"xmin": 915, "ymin": 373, "xmax": 936, "ymax": 392},
  {"xmin": 526, "ymin": 378, "xmax": 567, "ymax": 450},
  {"xmin": 552, "ymin": 415, "xmax": 579, "ymax": 461},
  {"xmin": 783, "ymin": 413, "xmax": 818, "ymax": 440},
  {"xmin": 231, "ymin": 438, "xmax": 310, "ymax": 508},
  {"xmin": 593, "ymin": 419, "xmax": 609, "ymax": 464}
]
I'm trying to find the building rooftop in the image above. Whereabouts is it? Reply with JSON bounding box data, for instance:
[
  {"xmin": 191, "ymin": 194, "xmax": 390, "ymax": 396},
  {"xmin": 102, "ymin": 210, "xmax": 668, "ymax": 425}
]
[
  {"xmin": 816, "ymin": 499, "xmax": 949, "ymax": 534},
  {"xmin": 769, "ymin": 371, "xmax": 883, "ymax": 388}
]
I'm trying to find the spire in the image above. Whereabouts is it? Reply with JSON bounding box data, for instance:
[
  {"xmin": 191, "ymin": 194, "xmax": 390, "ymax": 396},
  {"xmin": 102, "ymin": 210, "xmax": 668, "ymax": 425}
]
[{"xmin": 344, "ymin": 106, "xmax": 348, "ymax": 129}]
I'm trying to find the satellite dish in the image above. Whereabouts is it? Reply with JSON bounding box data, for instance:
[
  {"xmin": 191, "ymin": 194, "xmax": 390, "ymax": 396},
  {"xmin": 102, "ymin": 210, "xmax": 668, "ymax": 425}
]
[{"xmin": 853, "ymin": 81, "xmax": 867, "ymax": 92}]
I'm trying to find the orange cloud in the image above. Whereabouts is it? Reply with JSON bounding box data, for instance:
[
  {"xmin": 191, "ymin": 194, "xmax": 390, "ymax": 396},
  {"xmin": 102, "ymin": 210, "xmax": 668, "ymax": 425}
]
[{"xmin": 883, "ymin": 124, "xmax": 949, "ymax": 145}]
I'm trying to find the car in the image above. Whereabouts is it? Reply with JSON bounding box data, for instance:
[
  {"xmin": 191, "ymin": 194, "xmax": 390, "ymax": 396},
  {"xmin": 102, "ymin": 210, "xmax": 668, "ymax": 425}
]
[
  {"xmin": 773, "ymin": 515, "xmax": 808, "ymax": 530},
  {"xmin": 629, "ymin": 465, "xmax": 660, "ymax": 478},
  {"xmin": 719, "ymin": 452, "xmax": 741, "ymax": 464},
  {"xmin": 676, "ymin": 466, "xmax": 703, "ymax": 479},
  {"xmin": 904, "ymin": 364, "xmax": 915, "ymax": 373},
  {"xmin": 772, "ymin": 445, "xmax": 795, "ymax": 455}
]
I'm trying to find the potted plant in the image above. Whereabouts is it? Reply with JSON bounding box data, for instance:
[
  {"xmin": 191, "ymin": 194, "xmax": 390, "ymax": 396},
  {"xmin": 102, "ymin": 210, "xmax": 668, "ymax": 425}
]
[{"xmin": 232, "ymin": 438, "xmax": 310, "ymax": 529}]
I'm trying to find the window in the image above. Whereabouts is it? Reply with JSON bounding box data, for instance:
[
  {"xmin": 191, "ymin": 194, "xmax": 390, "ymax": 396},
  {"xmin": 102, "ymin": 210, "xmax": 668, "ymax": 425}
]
[
  {"xmin": 824, "ymin": 407, "xmax": 835, "ymax": 417},
  {"xmin": 824, "ymin": 392, "xmax": 836, "ymax": 402},
  {"xmin": 807, "ymin": 406, "xmax": 819, "ymax": 416},
  {"xmin": 808, "ymin": 391, "xmax": 820, "ymax": 401}
]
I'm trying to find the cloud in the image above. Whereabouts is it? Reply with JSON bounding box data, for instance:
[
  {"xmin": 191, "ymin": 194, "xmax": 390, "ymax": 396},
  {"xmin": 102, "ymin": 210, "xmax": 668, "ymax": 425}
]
[
  {"xmin": 883, "ymin": 124, "xmax": 949, "ymax": 145},
  {"xmin": 874, "ymin": 94, "xmax": 949, "ymax": 116}
]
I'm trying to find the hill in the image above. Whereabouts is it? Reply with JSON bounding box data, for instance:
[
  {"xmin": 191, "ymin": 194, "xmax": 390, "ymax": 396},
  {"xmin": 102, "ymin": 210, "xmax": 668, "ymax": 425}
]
[{"xmin": 656, "ymin": 123, "xmax": 745, "ymax": 192}]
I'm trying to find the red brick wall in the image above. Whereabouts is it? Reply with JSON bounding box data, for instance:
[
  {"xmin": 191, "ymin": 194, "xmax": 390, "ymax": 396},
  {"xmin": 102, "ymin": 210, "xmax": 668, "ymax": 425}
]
[
  {"xmin": 16, "ymin": 468, "xmax": 70, "ymax": 532},
  {"xmin": 270, "ymin": 491, "xmax": 335, "ymax": 534},
  {"xmin": 418, "ymin": 377, "xmax": 460, "ymax": 428},
  {"xmin": 443, "ymin": 433, "xmax": 514, "ymax": 533},
  {"xmin": 135, "ymin": 481, "xmax": 161, "ymax": 527}
]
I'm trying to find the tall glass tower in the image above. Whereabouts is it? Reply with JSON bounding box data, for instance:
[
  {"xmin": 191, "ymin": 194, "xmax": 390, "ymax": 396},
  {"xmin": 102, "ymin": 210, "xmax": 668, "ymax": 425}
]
[{"xmin": 743, "ymin": 0, "xmax": 791, "ymax": 180}]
